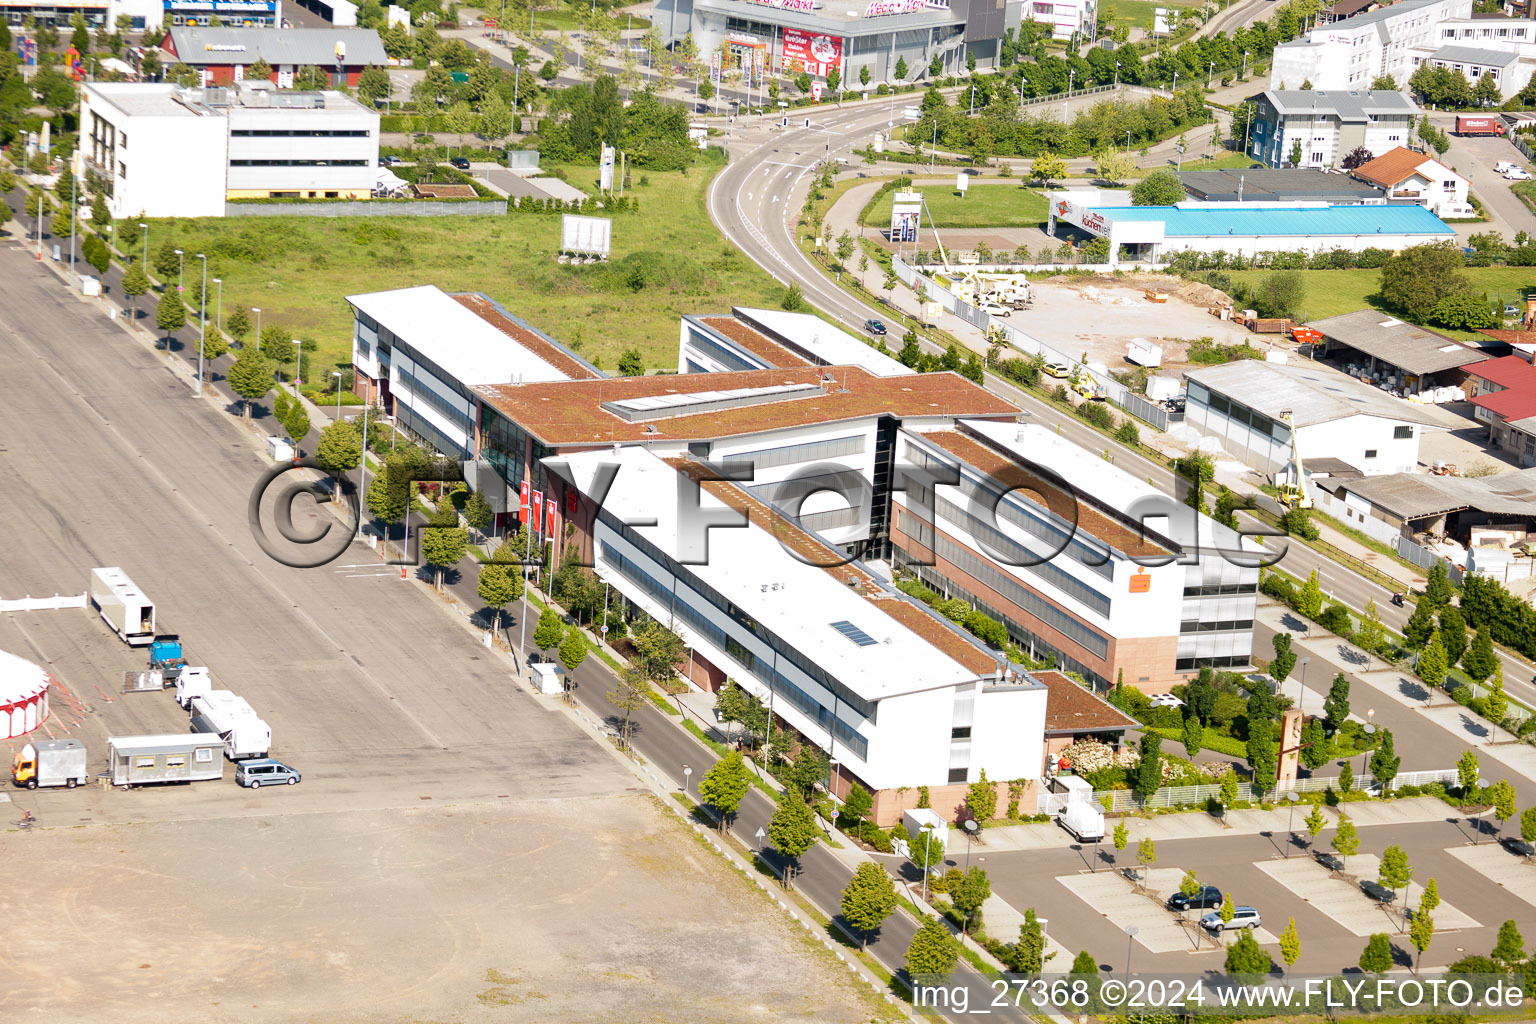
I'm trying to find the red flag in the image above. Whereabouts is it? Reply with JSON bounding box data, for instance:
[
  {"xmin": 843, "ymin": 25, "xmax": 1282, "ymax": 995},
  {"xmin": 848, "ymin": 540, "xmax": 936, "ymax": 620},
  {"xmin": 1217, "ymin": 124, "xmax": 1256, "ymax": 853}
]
[
  {"xmin": 546, "ymin": 498, "xmax": 556, "ymax": 529},
  {"xmin": 532, "ymin": 490, "xmax": 544, "ymax": 536},
  {"xmin": 519, "ymin": 479, "xmax": 530, "ymax": 521}
]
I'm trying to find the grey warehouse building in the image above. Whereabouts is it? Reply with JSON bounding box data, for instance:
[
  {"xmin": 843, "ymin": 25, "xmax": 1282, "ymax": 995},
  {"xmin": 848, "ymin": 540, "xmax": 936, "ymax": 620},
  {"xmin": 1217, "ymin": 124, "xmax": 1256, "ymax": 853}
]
[
  {"xmin": 1179, "ymin": 168, "xmax": 1386, "ymax": 204},
  {"xmin": 652, "ymin": 0, "xmax": 1016, "ymax": 85}
]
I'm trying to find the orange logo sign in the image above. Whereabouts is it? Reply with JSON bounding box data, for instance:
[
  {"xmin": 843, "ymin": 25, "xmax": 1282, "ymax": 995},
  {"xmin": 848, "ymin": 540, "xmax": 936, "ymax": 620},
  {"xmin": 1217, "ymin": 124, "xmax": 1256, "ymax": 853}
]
[{"xmin": 1128, "ymin": 572, "xmax": 1151, "ymax": 594}]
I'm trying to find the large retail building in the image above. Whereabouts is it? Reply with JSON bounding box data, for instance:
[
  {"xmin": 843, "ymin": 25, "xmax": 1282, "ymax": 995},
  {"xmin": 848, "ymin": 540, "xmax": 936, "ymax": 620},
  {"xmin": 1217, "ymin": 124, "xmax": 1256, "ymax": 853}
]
[{"xmin": 651, "ymin": 0, "xmax": 1017, "ymax": 83}]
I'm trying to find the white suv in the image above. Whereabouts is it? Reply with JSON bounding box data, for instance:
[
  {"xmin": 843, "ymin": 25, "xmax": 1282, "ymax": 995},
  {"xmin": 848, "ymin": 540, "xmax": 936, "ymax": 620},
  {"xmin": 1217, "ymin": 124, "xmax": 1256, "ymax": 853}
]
[{"xmin": 1201, "ymin": 906, "xmax": 1261, "ymax": 931}]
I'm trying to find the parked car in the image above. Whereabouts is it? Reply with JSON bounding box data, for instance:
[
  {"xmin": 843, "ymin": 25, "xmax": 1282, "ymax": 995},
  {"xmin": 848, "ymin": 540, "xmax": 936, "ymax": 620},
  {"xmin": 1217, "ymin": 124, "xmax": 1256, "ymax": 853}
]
[
  {"xmin": 382, "ymin": 155, "xmax": 403, "ymax": 167},
  {"xmin": 1360, "ymin": 880, "xmax": 1398, "ymax": 904},
  {"xmin": 1505, "ymin": 304, "xmax": 1522, "ymax": 317},
  {"xmin": 1166, "ymin": 885, "xmax": 1223, "ymax": 912},
  {"xmin": 236, "ymin": 759, "xmax": 302, "ymax": 789},
  {"xmin": 978, "ymin": 301, "xmax": 1010, "ymax": 317},
  {"xmin": 1495, "ymin": 161, "xmax": 1519, "ymax": 175},
  {"xmin": 1505, "ymin": 168, "xmax": 1532, "ymax": 181},
  {"xmin": 864, "ymin": 318, "xmax": 887, "ymax": 336},
  {"xmin": 1500, "ymin": 835, "xmax": 1534, "ymax": 858},
  {"xmin": 1201, "ymin": 905, "xmax": 1261, "ymax": 931},
  {"xmin": 450, "ymin": 156, "xmax": 472, "ymax": 171},
  {"xmin": 1042, "ymin": 361, "xmax": 1073, "ymax": 379}
]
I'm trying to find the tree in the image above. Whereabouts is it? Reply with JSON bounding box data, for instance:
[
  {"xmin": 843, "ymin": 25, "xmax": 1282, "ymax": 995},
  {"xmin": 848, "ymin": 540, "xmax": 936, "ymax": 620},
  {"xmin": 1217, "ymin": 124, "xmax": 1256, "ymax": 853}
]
[
  {"xmin": 1462, "ymin": 626, "xmax": 1497, "ymax": 682},
  {"xmin": 315, "ymin": 419, "xmax": 363, "ymax": 482},
  {"xmin": 1369, "ymin": 729, "xmax": 1400, "ymax": 792},
  {"xmin": 1359, "ymin": 933, "xmax": 1393, "ymax": 974},
  {"xmin": 1491, "ymin": 778, "xmax": 1518, "ymax": 836},
  {"xmin": 476, "ymin": 561, "xmax": 520, "ymax": 633},
  {"xmin": 1417, "ymin": 632, "xmax": 1448, "ymax": 689},
  {"xmin": 1304, "ymin": 804, "xmax": 1327, "ymax": 845},
  {"xmin": 1296, "ymin": 570, "xmax": 1324, "ymax": 620},
  {"xmin": 1182, "ymin": 714, "xmax": 1203, "ymax": 758},
  {"xmin": 1341, "ymin": 145, "xmax": 1374, "ymax": 170},
  {"xmin": 1458, "ymin": 750, "xmax": 1481, "ymax": 796},
  {"xmin": 226, "ymin": 344, "xmax": 273, "ymax": 418},
  {"xmin": 1475, "ymin": 68, "xmax": 1502, "ymax": 107},
  {"xmin": 1112, "ymin": 820, "xmax": 1128, "ymax": 866},
  {"xmin": 1131, "ymin": 167, "xmax": 1184, "ymax": 206},
  {"xmin": 785, "ymin": 743, "xmax": 829, "ymax": 799},
  {"xmin": 1430, "ymin": 294, "xmax": 1499, "ymax": 331},
  {"xmin": 1253, "ymin": 270, "xmax": 1306, "ymax": 320},
  {"xmin": 1520, "ymin": 807, "xmax": 1536, "ymax": 857},
  {"xmin": 1379, "ymin": 242, "xmax": 1471, "ymax": 322},
  {"xmin": 120, "ymin": 263, "xmax": 149, "ymax": 321},
  {"xmin": 225, "ymin": 305, "xmax": 251, "ymax": 343},
  {"xmin": 1289, "ymin": 139, "xmax": 1304, "ymax": 167},
  {"xmin": 1323, "ymin": 673, "xmax": 1350, "ymax": 733},
  {"xmin": 1030, "ymin": 153, "xmax": 1067, "ymax": 186},
  {"xmin": 534, "ymin": 607, "xmax": 564, "ymax": 650},
  {"xmin": 1094, "ymin": 148, "xmax": 1137, "ymax": 185},
  {"xmin": 559, "ymin": 624, "xmax": 588, "ymax": 673},
  {"xmin": 1378, "ymin": 844, "xmax": 1413, "ymax": 928},
  {"xmin": 605, "ymin": 666, "xmax": 649, "ymax": 750},
  {"xmin": 248, "ymin": 56, "xmax": 273, "ymax": 81},
  {"xmin": 780, "ymin": 281, "xmax": 807, "ymax": 312},
  {"xmin": 895, "ymin": 56, "xmax": 909, "ymax": 81},
  {"xmin": 1332, "ymin": 811, "xmax": 1359, "ymax": 874},
  {"xmin": 859, "ymin": 66, "xmax": 870, "ymax": 87},
  {"xmin": 358, "ymin": 65, "xmax": 392, "ymax": 106},
  {"xmin": 1220, "ymin": 770, "xmax": 1240, "ymax": 811},
  {"xmin": 966, "ymin": 768, "xmax": 998, "ymax": 823},
  {"xmin": 631, "ymin": 620, "xmax": 685, "ymax": 683},
  {"xmin": 905, "ymin": 916, "xmax": 958, "ymax": 980},
  {"xmin": 1339, "ymin": 759, "xmax": 1355, "ymax": 794},
  {"xmin": 1486, "ymin": 672, "xmax": 1509, "ymax": 725},
  {"xmin": 617, "ymin": 348, "xmax": 644, "ymax": 376},
  {"xmin": 479, "ymin": 95, "xmax": 512, "ymax": 142},
  {"xmin": 155, "ymin": 287, "xmax": 186, "ymax": 345},
  {"xmin": 1133, "ymin": 731, "xmax": 1162, "ymax": 801},
  {"xmin": 950, "ymin": 866, "xmax": 990, "ymax": 935},
  {"xmin": 1404, "ymin": 600, "xmax": 1435, "ymax": 648},
  {"xmin": 1136, "ymin": 836, "xmax": 1157, "ymax": 887},
  {"xmin": 1277, "ymin": 918, "xmax": 1300, "ymax": 975},
  {"xmin": 1357, "ymin": 599, "xmax": 1386, "ymax": 655},
  {"xmin": 1186, "ymin": 667, "xmax": 1217, "ymax": 723},
  {"xmin": 463, "ymin": 489, "xmax": 494, "ymax": 534},
  {"xmin": 419, "ymin": 507, "xmax": 468, "ymax": 591},
  {"xmin": 1226, "ymin": 928, "xmax": 1271, "ymax": 976},
  {"xmin": 1493, "ymin": 920, "xmax": 1525, "ymax": 964},
  {"xmin": 840, "ymin": 862, "xmax": 896, "ymax": 949},
  {"xmin": 699, "ymin": 751, "xmax": 751, "ymax": 829},
  {"xmin": 83, "ymin": 233, "xmax": 110, "ymax": 276},
  {"xmin": 1410, "ymin": 897, "xmax": 1435, "ymax": 972},
  {"xmin": 1300, "ymin": 718, "xmax": 1329, "ymax": 770},
  {"xmin": 767, "ymin": 794, "xmax": 820, "ymax": 888},
  {"xmin": 909, "ymin": 825, "xmax": 945, "ymax": 880},
  {"xmin": 444, "ymin": 101, "xmax": 479, "ymax": 151},
  {"xmin": 1270, "ymin": 632, "xmax": 1297, "ymax": 688},
  {"xmin": 844, "ymin": 783, "xmax": 873, "ymax": 825},
  {"xmin": 1007, "ymin": 905, "xmax": 1053, "ymax": 972}
]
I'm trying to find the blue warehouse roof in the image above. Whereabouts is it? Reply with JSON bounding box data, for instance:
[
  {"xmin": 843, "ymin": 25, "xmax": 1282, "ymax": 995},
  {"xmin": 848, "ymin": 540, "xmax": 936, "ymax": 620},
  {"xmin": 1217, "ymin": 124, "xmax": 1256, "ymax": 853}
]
[{"xmin": 1097, "ymin": 204, "xmax": 1454, "ymax": 237}]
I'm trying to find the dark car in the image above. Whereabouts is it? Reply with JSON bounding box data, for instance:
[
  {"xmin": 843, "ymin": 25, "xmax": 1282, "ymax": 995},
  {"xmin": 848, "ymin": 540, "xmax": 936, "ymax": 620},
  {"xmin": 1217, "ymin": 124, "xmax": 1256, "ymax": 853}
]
[
  {"xmin": 449, "ymin": 156, "xmax": 471, "ymax": 171},
  {"xmin": 864, "ymin": 318, "xmax": 887, "ymax": 336},
  {"xmin": 1166, "ymin": 885, "xmax": 1223, "ymax": 912},
  {"xmin": 1501, "ymin": 835, "xmax": 1534, "ymax": 858}
]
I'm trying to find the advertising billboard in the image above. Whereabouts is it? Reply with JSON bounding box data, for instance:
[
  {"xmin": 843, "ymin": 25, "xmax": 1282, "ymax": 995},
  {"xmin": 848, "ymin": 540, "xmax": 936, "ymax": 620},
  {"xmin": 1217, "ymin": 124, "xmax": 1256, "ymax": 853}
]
[
  {"xmin": 780, "ymin": 28, "xmax": 842, "ymax": 77},
  {"xmin": 561, "ymin": 214, "xmax": 612, "ymax": 257},
  {"xmin": 891, "ymin": 190, "xmax": 921, "ymax": 244},
  {"xmin": 599, "ymin": 145, "xmax": 615, "ymax": 192}
]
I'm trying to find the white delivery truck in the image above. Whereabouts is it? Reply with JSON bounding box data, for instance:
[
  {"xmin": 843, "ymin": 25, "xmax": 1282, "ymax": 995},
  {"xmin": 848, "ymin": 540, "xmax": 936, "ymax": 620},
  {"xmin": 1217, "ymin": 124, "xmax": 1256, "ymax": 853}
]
[
  {"xmin": 90, "ymin": 567, "xmax": 156, "ymax": 646},
  {"xmin": 187, "ymin": 690, "xmax": 272, "ymax": 760},
  {"xmin": 12, "ymin": 739, "xmax": 90, "ymax": 789},
  {"xmin": 1050, "ymin": 775, "xmax": 1105, "ymax": 842}
]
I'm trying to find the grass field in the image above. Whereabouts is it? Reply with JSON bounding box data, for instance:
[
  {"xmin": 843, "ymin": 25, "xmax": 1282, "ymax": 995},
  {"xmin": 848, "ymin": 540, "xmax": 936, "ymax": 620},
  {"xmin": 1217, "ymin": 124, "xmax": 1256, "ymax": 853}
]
[
  {"xmin": 1173, "ymin": 151, "xmax": 1263, "ymax": 172},
  {"xmin": 137, "ymin": 154, "xmax": 778, "ymax": 377},
  {"xmin": 1099, "ymin": 0, "xmax": 1204, "ymax": 30},
  {"xmin": 1225, "ymin": 267, "xmax": 1535, "ymax": 326},
  {"xmin": 861, "ymin": 183, "xmax": 1048, "ymax": 229}
]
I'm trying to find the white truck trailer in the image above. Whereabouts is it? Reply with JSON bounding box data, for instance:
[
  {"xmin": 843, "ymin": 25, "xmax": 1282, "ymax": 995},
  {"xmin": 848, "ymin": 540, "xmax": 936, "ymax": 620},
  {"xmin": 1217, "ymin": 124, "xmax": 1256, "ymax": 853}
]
[
  {"xmin": 108, "ymin": 734, "xmax": 225, "ymax": 785},
  {"xmin": 12, "ymin": 739, "xmax": 89, "ymax": 789},
  {"xmin": 187, "ymin": 690, "xmax": 271, "ymax": 760},
  {"xmin": 90, "ymin": 567, "xmax": 156, "ymax": 646},
  {"xmin": 174, "ymin": 666, "xmax": 214, "ymax": 709}
]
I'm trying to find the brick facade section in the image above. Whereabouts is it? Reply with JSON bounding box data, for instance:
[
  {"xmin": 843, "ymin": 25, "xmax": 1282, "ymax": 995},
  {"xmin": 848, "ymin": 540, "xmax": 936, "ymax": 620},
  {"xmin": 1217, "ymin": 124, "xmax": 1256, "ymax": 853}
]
[{"xmin": 868, "ymin": 779, "xmax": 1039, "ymax": 828}]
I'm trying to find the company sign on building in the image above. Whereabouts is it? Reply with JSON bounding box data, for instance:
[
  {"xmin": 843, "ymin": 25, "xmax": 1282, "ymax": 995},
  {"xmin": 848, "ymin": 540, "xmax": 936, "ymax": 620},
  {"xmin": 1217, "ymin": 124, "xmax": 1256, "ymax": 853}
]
[{"xmin": 781, "ymin": 28, "xmax": 842, "ymax": 76}]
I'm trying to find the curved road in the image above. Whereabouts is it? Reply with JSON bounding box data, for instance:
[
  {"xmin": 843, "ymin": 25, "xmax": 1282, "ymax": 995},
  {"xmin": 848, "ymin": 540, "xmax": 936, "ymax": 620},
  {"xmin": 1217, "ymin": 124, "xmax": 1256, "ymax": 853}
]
[{"xmin": 706, "ymin": 101, "xmax": 1536, "ymax": 706}]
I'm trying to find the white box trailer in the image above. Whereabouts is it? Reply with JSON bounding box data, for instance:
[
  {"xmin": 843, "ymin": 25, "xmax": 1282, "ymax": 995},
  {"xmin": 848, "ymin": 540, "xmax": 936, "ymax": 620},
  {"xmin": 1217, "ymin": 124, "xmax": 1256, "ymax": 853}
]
[
  {"xmin": 188, "ymin": 690, "xmax": 271, "ymax": 760},
  {"xmin": 12, "ymin": 739, "xmax": 89, "ymax": 789},
  {"xmin": 90, "ymin": 567, "xmax": 155, "ymax": 646},
  {"xmin": 108, "ymin": 734, "xmax": 224, "ymax": 785}
]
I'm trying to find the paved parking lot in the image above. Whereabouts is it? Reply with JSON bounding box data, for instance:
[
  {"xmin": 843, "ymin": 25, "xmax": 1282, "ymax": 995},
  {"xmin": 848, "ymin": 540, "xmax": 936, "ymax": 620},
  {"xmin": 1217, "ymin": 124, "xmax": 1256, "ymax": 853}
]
[
  {"xmin": 1449, "ymin": 845, "xmax": 1536, "ymax": 911},
  {"xmin": 0, "ymin": 248, "xmax": 888, "ymax": 1023},
  {"xmin": 1058, "ymin": 868, "xmax": 1279, "ymax": 955}
]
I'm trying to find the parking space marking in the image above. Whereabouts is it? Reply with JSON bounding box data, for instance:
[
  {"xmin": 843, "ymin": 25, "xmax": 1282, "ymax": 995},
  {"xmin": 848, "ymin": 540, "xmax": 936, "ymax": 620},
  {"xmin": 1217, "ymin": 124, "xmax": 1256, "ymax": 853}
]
[
  {"xmin": 1447, "ymin": 844, "xmax": 1536, "ymax": 911},
  {"xmin": 1255, "ymin": 856, "xmax": 1478, "ymax": 935},
  {"xmin": 1057, "ymin": 870, "xmax": 1276, "ymax": 954}
]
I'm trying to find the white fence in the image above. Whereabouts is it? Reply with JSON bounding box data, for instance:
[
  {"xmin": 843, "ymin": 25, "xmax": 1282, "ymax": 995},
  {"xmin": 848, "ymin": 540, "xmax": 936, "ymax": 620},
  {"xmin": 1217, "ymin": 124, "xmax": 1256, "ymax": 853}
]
[
  {"xmin": 1038, "ymin": 768, "xmax": 1459, "ymax": 814},
  {"xmin": 0, "ymin": 593, "xmax": 87, "ymax": 612}
]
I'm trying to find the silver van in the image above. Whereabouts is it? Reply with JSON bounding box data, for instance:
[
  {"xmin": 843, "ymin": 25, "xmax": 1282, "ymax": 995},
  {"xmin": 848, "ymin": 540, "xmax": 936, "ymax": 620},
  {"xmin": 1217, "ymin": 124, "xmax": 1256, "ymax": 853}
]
[{"xmin": 236, "ymin": 759, "xmax": 301, "ymax": 789}]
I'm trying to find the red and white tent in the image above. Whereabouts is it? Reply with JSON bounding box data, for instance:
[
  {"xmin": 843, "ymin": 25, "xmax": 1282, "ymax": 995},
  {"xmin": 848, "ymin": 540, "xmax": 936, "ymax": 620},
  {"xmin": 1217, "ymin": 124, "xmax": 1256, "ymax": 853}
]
[{"xmin": 0, "ymin": 649, "xmax": 51, "ymax": 740}]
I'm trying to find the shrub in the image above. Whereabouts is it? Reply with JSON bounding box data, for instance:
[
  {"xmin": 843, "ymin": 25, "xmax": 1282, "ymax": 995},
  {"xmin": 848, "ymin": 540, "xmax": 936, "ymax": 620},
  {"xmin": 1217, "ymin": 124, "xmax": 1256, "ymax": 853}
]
[
  {"xmin": 1078, "ymin": 401, "xmax": 1115, "ymax": 429},
  {"xmin": 1319, "ymin": 603, "xmax": 1353, "ymax": 636}
]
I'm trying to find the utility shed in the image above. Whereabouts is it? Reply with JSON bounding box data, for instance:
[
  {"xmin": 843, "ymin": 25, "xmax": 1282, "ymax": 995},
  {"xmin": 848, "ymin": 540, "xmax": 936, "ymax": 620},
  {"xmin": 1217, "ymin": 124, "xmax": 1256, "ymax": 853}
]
[{"xmin": 1308, "ymin": 310, "xmax": 1490, "ymax": 392}]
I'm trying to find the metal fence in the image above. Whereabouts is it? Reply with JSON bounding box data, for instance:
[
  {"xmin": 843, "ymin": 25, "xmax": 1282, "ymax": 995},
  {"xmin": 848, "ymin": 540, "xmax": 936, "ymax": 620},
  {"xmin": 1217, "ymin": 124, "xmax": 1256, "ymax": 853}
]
[
  {"xmin": 1514, "ymin": 136, "xmax": 1535, "ymax": 162},
  {"xmin": 1038, "ymin": 768, "xmax": 1459, "ymax": 814},
  {"xmin": 1120, "ymin": 391, "xmax": 1170, "ymax": 432},
  {"xmin": 1395, "ymin": 536, "xmax": 1465, "ymax": 584}
]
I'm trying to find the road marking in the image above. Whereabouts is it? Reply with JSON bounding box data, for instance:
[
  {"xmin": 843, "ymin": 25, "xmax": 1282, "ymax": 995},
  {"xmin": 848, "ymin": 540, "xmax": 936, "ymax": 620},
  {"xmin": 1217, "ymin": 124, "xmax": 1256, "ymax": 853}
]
[
  {"xmin": 343, "ymin": 572, "xmax": 398, "ymax": 578},
  {"xmin": 763, "ymin": 161, "xmax": 813, "ymax": 169}
]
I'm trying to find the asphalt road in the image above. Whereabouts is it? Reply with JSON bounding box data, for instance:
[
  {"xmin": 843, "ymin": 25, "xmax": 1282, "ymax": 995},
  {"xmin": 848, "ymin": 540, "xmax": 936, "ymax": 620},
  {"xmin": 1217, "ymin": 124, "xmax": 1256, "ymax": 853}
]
[{"xmin": 704, "ymin": 102, "xmax": 1536, "ymax": 710}]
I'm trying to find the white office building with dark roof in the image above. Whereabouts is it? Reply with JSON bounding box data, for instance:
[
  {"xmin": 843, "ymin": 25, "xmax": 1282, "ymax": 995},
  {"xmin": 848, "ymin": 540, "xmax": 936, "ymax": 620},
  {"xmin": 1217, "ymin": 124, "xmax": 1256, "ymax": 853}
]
[{"xmin": 1248, "ymin": 90, "xmax": 1421, "ymax": 169}]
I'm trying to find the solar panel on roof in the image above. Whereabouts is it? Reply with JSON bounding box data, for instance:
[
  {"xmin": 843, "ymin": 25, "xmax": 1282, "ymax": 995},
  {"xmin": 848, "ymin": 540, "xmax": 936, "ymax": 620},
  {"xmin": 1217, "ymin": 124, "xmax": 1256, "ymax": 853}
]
[{"xmin": 830, "ymin": 620, "xmax": 878, "ymax": 647}]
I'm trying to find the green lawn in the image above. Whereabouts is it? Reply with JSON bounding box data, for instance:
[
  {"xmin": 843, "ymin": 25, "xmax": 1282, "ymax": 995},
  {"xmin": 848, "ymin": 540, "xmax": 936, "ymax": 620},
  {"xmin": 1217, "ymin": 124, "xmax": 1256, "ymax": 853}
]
[
  {"xmin": 134, "ymin": 154, "xmax": 778, "ymax": 377},
  {"xmin": 1513, "ymin": 179, "xmax": 1536, "ymax": 215},
  {"xmin": 1174, "ymin": 152, "xmax": 1263, "ymax": 172},
  {"xmin": 1224, "ymin": 267, "xmax": 1536, "ymax": 327},
  {"xmin": 861, "ymin": 184, "xmax": 1048, "ymax": 229},
  {"xmin": 1099, "ymin": 0, "xmax": 1204, "ymax": 31}
]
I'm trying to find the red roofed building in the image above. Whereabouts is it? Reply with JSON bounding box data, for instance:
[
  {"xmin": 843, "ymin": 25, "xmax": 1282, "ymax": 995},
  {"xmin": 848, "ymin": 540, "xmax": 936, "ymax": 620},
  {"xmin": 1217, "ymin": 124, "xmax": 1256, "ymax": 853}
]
[
  {"xmin": 1349, "ymin": 146, "xmax": 1471, "ymax": 218},
  {"xmin": 1467, "ymin": 355, "xmax": 1536, "ymax": 465}
]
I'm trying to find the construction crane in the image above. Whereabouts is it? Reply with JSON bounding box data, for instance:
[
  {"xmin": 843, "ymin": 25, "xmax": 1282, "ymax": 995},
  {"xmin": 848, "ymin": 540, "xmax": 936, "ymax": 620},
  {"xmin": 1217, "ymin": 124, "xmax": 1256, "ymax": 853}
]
[{"xmin": 1277, "ymin": 409, "xmax": 1313, "ymax": 510}]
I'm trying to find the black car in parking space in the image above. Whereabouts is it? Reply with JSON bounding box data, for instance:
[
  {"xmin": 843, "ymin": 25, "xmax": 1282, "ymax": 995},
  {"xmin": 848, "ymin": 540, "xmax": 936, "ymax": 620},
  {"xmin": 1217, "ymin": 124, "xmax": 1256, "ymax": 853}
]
[
  {"xmin": 450, "ymin": 156, "xmax": 471, "ymax": 171},
  {"xmin": 1166, "ymin": 885, "xmax": 1223, "ymax": 912}
]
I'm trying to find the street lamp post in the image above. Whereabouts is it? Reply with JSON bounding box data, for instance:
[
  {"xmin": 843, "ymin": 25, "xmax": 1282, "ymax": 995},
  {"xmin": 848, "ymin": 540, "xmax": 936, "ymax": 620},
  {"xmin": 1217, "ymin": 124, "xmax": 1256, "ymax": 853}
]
[
  {"xmin": 332, "ymin": 371, "xmax": 342, "ymax": 418},
  {"xmin": 1297, "ymin": 657, "xmax": 1310, "ymax": 708},
  {"xmin": 195, "ymin": 253, "xmax": 207, "ymax": 395},
  {"xmin": 1064, "ymin": 69, "xmax": 1074, "ymax": 120},
  {"xmin": 139, "ymin": 222, "xmax": 148, "ymax": 265},
  {"xmin": 1361, "ymin": 720, "xmax": 1377, "ymax": 784},
  {"xmin": 292, "ymin": 339, "xmax": 303, "ymax": 395},
  {"xmin": 1114, "ymin": 61, "xmax": 1120, "ymax": 89},
  {"xmin": 963, "ymin": 818, "xmax": 978, "ymax": 868},
  {"xmin": 683, "ymin": 764, "xmax": 692, "ymax": 797},
  {"xmin": 1171, "ymin": 71, "xmax": 1178, "ymax": 96},
  {"xmin": 69, "ymin": 167, "xmax": 76, "ymax": 286},
  {"xmin": 1284, "ymin": 790, "xmax": 1301, "ymax": 858},
  {"xmin": 1207, "ymin": 60, "xmax": 1215, "ymax": 89},
  {"xmin": 253, "ymin": 307, "xmax": 262, "ymax": 351},
  {"xmin": 213, "ymin": 277, "xmax": 223, "ymax": 335},
  {"xmin": 174, "ymin": 248, "xmax": 184, "ymax": 296},
  {"xmin": 920, "ymin": 824, "xmax": 934, "ymax": 904},
  {"xmin": 1124, "ymin": 925, "xmax": 1139, "ymax": 981}
]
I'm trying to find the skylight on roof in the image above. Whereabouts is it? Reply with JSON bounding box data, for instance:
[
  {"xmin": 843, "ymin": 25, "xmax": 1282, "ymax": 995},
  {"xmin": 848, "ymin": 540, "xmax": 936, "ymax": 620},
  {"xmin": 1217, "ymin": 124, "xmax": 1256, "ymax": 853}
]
[{"xmin": 831, "ymin": 620, "xmax": 878, "ymax": 647}]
